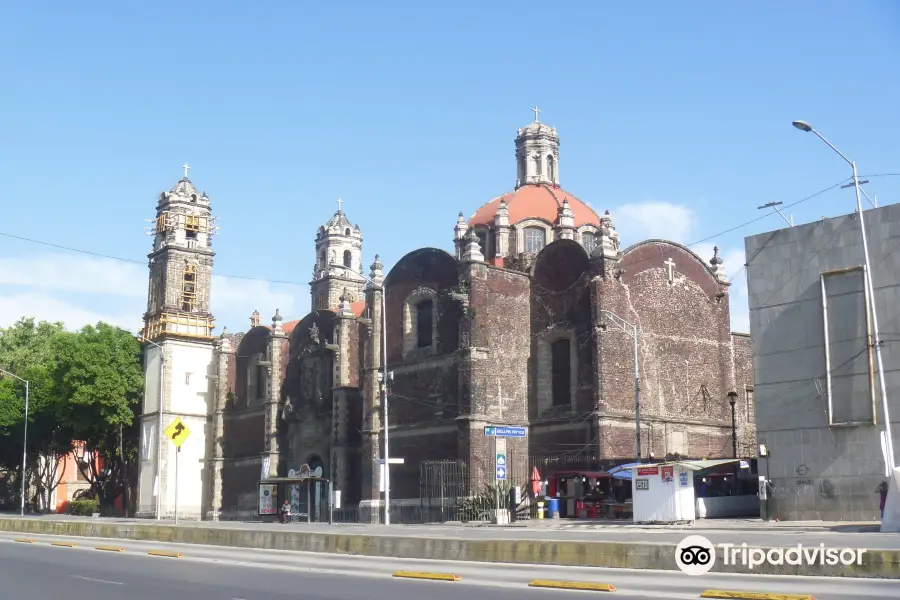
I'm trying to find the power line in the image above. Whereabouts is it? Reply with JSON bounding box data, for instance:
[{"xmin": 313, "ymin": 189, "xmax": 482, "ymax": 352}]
[
  {"xmin": 0, "ymin": 231, "xmax": 303, "ymax": 286},
  {"xmin": 0, "ymin": 178, "xmax": 849, "ymax": 287}
]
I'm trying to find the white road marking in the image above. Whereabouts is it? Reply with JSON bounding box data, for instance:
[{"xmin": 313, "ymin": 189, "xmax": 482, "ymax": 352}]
[{"xmin": 70, "ymin": 575, "xmax": 124, "ymax": 586}]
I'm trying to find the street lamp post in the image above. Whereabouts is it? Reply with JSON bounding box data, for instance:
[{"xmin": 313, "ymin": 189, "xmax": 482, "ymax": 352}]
[
  {"xmin": 727, "ymin": 390, "xmax": 738, "ymax": 458},
  {"xmin": 792, "ymin": 120, "xmax": 896, "ymax": 473},
  {"xmin": 0, "ymin": 368, "xmax": 29, "ymax": 516},
  {"xmin": 598, "ymin": 310, "xmax": 641, "ymax": 462},
  {"xmin": 328, "ymin": 262, "xmax": 391, "ymax": 525},
  {"xmin": 138, "ymin": 334, "xmax": 166, "ymax": 520}
]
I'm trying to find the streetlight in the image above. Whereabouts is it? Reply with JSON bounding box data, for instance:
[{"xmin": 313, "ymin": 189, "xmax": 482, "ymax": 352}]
[
  {"xmin": 327, "ymin": 261, "xmax": 391, "ymax": 525},
  {"xmin": 727, "ymin": 390, "xmax": 738, "ymax": 458},
  {"xmin": 0, "ymin": 368, "xmax": 29, "ymax": 516},
  {"xmin": 137, "ymin": 334, "xmax": 166, "ymax": 520},
  {"xmin": 758, "ymin": 202, "xmax": 794, "ymax": 228},
  {"xmin": 598, "ymin": 310, "xmax": 641, "ymax": 462},
  {"xmin": 792, "ymin": 119, "xmax": 896, "ymax": 473}
]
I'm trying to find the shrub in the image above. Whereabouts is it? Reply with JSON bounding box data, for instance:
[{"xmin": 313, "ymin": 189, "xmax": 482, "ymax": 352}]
[{"xmin": 68, "ymin": 498, "xmax": 99, "ymax": 516}]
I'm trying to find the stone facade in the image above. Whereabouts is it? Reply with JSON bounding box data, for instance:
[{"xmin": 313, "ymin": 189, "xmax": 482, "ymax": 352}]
[
  {"xmin": 147, "ymin": 118, "xmax": 755, "ymax": 520},
  {"xmin": 746, "ymin": 203, "xmax": 900, "ymax": 521}
]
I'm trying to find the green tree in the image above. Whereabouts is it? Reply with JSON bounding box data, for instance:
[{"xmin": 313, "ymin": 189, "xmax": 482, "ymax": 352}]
[
  {"xmin": 53, "ymin": 323, "xmax": 143, "ymax": 513},
  {"xmin": 0, "ymin": 318, "xmax": 69, "ymax": 510}
]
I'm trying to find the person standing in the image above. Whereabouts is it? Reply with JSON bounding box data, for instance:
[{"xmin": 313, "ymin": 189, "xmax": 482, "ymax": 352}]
[
  {"xmin": 876, "ymin": 481, "xmax": 888, "ymax": 519},
  {"xmin": 280, "ymin": 499, "xmax": 292, "ymax": 524}
]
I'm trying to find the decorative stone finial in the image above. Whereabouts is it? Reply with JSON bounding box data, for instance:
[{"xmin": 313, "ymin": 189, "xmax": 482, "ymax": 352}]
[
  {"xmin": 462, "ymin": 230, "xmax": 485, "ymax": 263},
  {"xmin": 557, "ymin": 198, "xmax": 575, "ymax": 234},
  {"xmin": 454, "ymin": 211, "xmax": 468, "ymax": 239},
  {"xmin": 710, "ymin": 246, "xmax": 728, "ymax": 283},
  {"xmin": 216, "ymin": 327, "xmax": 233, "ymax": 352},
  {"xmin": 250, "ymin": 310, "xmax": 260, "ymax": 328},
  {"xmin": 340, "ymin": 288, "xmax": 353, "ymax": 315},
  {"xmin": 272, "ymin": 308, "xmax": 283, "ymax": 333},
  {"xmin": 494, "ymin": 199, "xmax": 510, "ymax": 229},
  {"xmin": 367, "ymin": 254, "xmax": 384, "ymax": 289},
  {"xmin": 598, "ymin": 210, "xmax": 621, "ymax": 258}
]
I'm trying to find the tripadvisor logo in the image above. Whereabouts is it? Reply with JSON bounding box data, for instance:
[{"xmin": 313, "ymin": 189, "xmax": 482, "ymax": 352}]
[{"xmin": 675, "ymin": 535, "xmax": 867, "ymax": 575}]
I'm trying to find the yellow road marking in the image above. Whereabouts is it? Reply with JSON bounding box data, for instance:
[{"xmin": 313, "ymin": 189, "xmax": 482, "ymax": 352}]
[
  {"xmin": 51, "ymin": 541, "xmax": 77, "ymax": 547},
  {"xmin": 148, "ymin": 550, "xmax": 183, "ymax": 558},
  {"xmin": 392, "ymin": 571, "xmax": 461, "ymax": 582},
  {"xmin": 700, "ymin": 591, "xmax": 816, "ymax": 600},
  {"xmin": 14, "ymin": 538, "xmax": 36, "ymax": 544},
  {"xmin": 94, "ymin": 546, "xmax": 125, "ymax": 552},
  {"xmin": 529, "ymin": 580, "xmax": 617, "ymax": 592}
]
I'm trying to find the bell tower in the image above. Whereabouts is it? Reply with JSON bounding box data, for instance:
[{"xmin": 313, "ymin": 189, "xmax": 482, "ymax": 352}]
[
  {"xmin": 136, "ymin": 164, "xmax": 218, "ymax": 520},
  {"xmin": 310, "ymin": 199, "xmax": 366, "ymax": 311},
  {"xmin": 143, "ymin": 164, "xmax": 217, "ymax": 339}
]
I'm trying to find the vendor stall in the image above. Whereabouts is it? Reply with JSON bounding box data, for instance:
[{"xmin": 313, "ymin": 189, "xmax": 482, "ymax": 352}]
[
  {"xmin": 545, "ymin": 470, "xmax": 611, "ymax": 518},
  {"xmin": 625, "ymin": 463, "xmax": 696, "ymax": 524}
]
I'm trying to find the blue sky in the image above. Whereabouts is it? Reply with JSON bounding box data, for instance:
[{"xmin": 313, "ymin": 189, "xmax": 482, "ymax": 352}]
[{"xmin": 1, "ymin": 1, "xmax": 898, "ymax": 335}]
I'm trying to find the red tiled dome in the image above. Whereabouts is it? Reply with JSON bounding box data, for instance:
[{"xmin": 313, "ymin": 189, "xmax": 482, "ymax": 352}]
[{"xmin": 468, "ymin": 184, "xmax": 601, "ymax": 228}]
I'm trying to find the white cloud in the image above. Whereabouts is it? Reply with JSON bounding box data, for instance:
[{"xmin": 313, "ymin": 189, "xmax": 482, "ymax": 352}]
[
  {"xmin": 0, "ymin": 253, "xmax": 301, "ymax": 333},
  {"xmin": 613, "ymin": 202, "xmax": 695, "ymax": 244},
  {"xmin": 212, "ymin": 276, "xmax": 297, "ymax": 315},
  {"xmin": 0, "ymin": 292, "xmax": 141, "ymax": 331},
  {"xmin": 0, "ymin": 255, "xmax": 146, "ymax": 297}
]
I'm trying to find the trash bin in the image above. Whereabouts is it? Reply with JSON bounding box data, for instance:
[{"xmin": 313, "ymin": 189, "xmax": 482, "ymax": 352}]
[
  {"xmin": 576, "ymin": 500, "xmax": 586, "ymax": 519},
  {"xmin": 548, "ymin": 497, "xmax": 560, "ymax": 519},
  {"xmin": 536, "ymin": 501, "xmax": 545, "ymax": 519}
]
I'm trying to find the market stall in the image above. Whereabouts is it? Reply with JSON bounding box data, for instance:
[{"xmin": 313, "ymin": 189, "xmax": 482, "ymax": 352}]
[
  {"xmin": 624, "ymin": 462, "xmax": 696, "ymax": 524},
  {"xmin": 545, "ymin": 470, "xmax": 611, "ymax": 518}
]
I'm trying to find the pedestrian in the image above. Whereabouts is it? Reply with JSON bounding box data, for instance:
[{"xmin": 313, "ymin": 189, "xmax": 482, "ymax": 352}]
[
  {"xmin": 280, "ymin": 499, "xmax": 291, "ymax": 524},
  {"xmin": 876, "ymin": 481, "xmax": 888, "ymax": 519}
]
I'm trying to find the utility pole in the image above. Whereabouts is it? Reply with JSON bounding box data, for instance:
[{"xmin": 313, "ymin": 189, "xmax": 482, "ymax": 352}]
[
  {"xmin": 792, "ymin": 120, "xmax": 896, "ymax": 472},
  {"xmin": 599, "ymin": 310, "xmax": 641, "ymax": 462},
  {"xmin": 1, "ymin": 369, "xmax": 29, "ymax": 515}
]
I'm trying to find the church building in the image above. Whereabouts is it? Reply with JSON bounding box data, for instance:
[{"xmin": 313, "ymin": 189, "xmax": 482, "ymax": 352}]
[{"xmin": 136, "ymin": 114, "xmax": 754, "ymax": 520}]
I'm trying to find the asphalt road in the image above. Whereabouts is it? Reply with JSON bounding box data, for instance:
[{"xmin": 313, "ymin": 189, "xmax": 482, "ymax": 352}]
[{"xmin": 1, "ymin": 533, "xmax": 897, "ymax": 600}]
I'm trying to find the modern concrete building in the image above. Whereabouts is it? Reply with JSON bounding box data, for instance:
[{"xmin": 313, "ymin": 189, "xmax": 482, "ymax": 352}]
[{"xmin": 746, "ymin": 202, "xmax": 900, "ymax": 521}]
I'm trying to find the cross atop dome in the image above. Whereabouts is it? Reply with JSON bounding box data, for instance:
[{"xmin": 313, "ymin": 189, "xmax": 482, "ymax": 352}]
[
  {"xmin": 531, "ymin": 106, "xmax": 540, "ymax": 122},
  {"xmin": 182, "ymin": 163, "xmax": 191, "ymax": 179}
]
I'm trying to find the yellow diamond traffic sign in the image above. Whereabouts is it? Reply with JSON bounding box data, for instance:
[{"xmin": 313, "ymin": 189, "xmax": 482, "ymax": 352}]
[{"xmin": 164, "ymin": 417, "xmax": 191, "ymax": 449}]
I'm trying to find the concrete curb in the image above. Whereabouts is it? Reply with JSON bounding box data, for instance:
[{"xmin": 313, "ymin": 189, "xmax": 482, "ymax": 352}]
[{"xmin": 1, "ymin": 519, "xmax": 897, "ymax": 579}]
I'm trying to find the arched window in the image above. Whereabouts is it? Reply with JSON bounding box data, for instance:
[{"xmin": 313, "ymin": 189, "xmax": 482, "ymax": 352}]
[
  {"xmin": 547, "ymin": 155, "xmax": 556, "ymax": 183},
  {"xmin": 475, "ymin": 230, "xmax": 487, "ymax": 255},
  {"xmin": 345, "ymin": 228, "xmax": 351, "ymax": 236},
  {"xmin": 343, "ymin": 249, "xmax": 352, "ymax": 268},
  {"xmin": 551, "ymin": 339, "xmax": 571, "ymax": 406},
  {"xmin": 181, "ymin": 265, "xmax": 196, "ymax": 312},
  {"xmin": 524, "ymin": 227, "xmax": 545, "ymax": 254},
  {"xmin": 416, "ymin": 299, "xmax": 433, "ymax": 348},
  {"xmin": 316, "ymin": 293, "xmax": 326, "ymax": 310},
  {"xmin": 583, "ymin": 232, "xmax": 597, "ymax": 256}
]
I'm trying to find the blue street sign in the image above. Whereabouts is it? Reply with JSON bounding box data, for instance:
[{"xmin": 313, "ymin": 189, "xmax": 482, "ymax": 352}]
[
  {"xmin": 484, "ymin": 426, "xmax": 526, "ymax": 438},
  {"xmin": 496, "ymin": 453, "xmax": 507, "ymax": 480}
]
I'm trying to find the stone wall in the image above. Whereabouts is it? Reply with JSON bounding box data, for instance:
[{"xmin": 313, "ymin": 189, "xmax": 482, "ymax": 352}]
[
  {"xmin": 528, "ymin": 241, "xmax": 598, "ymax": 458},
  {"xmin": 747, "ymin": 204, "xmax": 900, "ymax": 521}
]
